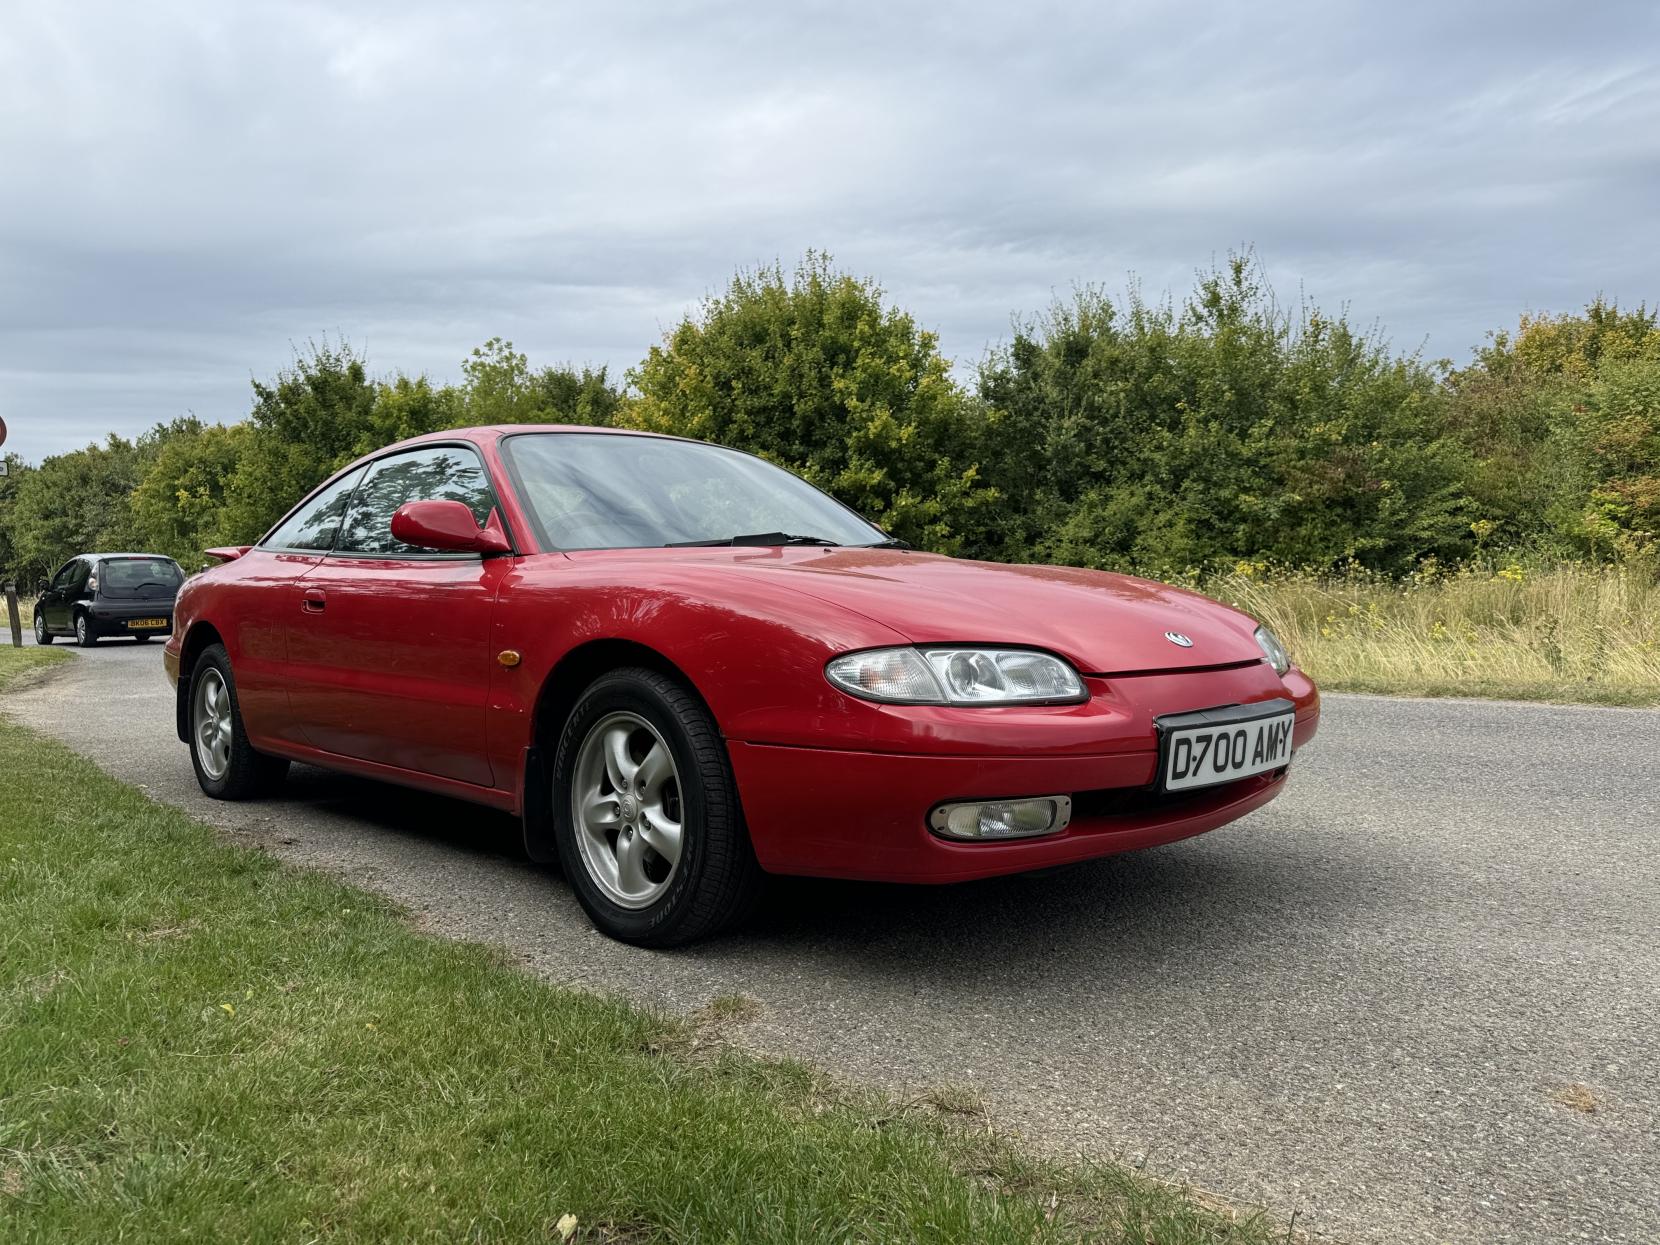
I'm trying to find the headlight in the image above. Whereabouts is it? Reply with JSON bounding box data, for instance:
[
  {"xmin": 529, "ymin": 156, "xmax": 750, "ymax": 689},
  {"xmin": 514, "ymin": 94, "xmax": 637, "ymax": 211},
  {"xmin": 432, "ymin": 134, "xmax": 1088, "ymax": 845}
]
[
  {"xmin": 825, "ymin": 647, "xmax": 1086, "ymax": 705},
  {"xmin": 1254, "ymin": 625, "xmax": 1291, "ymax": 676}
]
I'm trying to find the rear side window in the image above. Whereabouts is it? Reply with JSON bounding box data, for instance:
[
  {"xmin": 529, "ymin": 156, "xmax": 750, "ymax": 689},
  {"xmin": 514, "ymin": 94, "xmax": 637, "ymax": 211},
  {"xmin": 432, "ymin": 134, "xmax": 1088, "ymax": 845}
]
[
  {"xmin": 335, "ymin": 446, "xmax": 495, "ymax": 556},
  {"xmin": 263, "ymin": 467, "xmax": 367, "ymax": 552}
]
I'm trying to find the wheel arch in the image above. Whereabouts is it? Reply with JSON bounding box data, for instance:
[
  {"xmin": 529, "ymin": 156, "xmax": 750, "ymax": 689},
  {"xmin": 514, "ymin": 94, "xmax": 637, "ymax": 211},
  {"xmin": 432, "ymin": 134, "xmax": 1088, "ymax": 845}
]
[
  {"xmin": 174, "ymin": 621, "xmax": 225, "ymax": 742},
  {"xmin": 521, "ymin": 637, "xmax": 717, "ymax": 864}
]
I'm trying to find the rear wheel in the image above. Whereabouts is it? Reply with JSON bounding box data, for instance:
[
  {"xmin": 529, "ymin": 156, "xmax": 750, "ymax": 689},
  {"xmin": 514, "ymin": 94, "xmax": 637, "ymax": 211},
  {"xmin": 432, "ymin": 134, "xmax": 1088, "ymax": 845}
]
[
  {"xmin": 74, "ymin": 612, "xmax": 97, "ymax": 647},
  {"xmin": 188, "ymin": 644, "xmax": 290, "ymax": 799},
  {"xmin": 33, "ymin": 612, "xmax": 53, "ymax": 645},
  {"xmin": 553, "ymin": 668, "xmax": 761, "ymax": 946}
]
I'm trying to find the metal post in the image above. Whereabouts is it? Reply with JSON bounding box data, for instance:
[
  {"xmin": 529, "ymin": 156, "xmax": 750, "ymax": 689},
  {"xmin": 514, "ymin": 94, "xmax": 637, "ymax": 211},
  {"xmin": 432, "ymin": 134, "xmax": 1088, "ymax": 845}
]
[{"xmin": 4, "ymin": 582, "xmax": 20, "ymax": 648}]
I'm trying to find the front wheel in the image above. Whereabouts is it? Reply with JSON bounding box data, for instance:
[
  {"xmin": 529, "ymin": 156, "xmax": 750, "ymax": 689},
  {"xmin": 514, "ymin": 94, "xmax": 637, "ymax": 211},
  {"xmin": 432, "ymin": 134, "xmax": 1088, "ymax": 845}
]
[
  {"xmin": 33, "ymin": 612, "xmax": 53, "ymax": 645},
  {"xmin": 188, "ymin": 644, "xmax": 290, "ymax": 799},
  {"xmin": 553, "ymin": 668, "xmax": 761, "ymax": 946},
  {"xmin": 74, "ymin": 613, "xmax": 97, "ymax": 647}
]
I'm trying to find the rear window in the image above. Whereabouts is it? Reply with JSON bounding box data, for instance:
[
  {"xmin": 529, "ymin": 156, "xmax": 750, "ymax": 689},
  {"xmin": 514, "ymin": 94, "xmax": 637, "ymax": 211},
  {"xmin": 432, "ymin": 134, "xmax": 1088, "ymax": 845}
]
[{"xmin": 99, "ymin": 558, "xmax": 184, "ymax": 597}]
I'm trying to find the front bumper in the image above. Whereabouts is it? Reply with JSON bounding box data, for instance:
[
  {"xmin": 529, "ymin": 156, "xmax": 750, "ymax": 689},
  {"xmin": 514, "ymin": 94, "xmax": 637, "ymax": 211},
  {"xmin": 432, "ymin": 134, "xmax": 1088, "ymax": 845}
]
[{"xmin": 730, "ymin": 665, "xmax": 1319, "ymax": 883}]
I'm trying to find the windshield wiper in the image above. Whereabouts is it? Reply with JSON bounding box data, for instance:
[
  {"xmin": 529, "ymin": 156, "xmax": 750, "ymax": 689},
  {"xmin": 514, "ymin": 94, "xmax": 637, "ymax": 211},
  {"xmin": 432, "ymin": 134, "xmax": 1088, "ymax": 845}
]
[
  {"xmin": 667, "ymin": 531, "xmax": 840, "ymax": 548},
  {"xmin": 861, "ymin": 537, "xmax": 911, "ymax": 550}
]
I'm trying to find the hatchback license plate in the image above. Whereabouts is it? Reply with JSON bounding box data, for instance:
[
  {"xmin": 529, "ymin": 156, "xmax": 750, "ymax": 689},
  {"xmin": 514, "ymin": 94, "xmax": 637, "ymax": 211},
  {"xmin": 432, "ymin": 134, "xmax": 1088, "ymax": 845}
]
[
  {"xmin": 1157, "ymin": 699, "xmax": 1295, "ymax": 793},
  {"xmin": 126, "ymin": 618, "xmax": 167, "ymax": 630}
]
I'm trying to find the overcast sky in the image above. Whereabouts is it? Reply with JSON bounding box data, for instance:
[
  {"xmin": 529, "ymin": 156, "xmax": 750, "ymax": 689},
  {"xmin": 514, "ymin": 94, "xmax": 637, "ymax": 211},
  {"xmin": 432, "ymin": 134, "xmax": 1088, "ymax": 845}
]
[{"xmin": 3, "ymin": 1, "xmax": 1658, "ymax": 464}]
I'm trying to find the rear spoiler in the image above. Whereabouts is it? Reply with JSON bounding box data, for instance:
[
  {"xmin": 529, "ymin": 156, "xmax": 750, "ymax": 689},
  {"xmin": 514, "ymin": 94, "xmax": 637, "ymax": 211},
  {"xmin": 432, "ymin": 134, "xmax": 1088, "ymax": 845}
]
[{"xmin": 204, "ymin": 546, "xmax": 253, "ymax": 563}]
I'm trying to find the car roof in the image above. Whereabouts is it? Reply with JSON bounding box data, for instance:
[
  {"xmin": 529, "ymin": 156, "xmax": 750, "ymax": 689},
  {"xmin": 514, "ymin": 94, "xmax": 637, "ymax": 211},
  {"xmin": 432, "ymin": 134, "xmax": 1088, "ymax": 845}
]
[
  {"xmin": 80, "ymin": 553, "xmax": 181, "ymax": 562},
  {"xmin": 330, "ymin": 424, "xmax": 691, "ymax": 477}
]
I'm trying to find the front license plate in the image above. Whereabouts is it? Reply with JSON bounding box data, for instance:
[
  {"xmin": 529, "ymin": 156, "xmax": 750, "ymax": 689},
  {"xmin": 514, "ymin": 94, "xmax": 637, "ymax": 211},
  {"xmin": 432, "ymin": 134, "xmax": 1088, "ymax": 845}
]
[
  {"xmin": 1157, "ymin": 699, "xmax": 1296, "ymax": 793},
  {"xmin": 126, "ymin": 618, "xmax": 167, "ymax": 630}
]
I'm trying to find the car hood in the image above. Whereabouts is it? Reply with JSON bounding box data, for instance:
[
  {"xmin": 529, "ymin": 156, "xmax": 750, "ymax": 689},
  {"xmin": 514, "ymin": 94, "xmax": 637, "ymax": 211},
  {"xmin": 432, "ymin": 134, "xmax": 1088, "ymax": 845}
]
[{"xmin": 586, "ymin": 547, "xmax": 1266, "ymax": 674}]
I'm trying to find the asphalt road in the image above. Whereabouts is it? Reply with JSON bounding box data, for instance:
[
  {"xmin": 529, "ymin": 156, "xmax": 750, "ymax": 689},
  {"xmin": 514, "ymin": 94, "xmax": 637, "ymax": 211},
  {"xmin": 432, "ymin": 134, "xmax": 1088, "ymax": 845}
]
[{"xmin": 7, "ymin": 634, "xmax": 1658, "ymax": 1244}]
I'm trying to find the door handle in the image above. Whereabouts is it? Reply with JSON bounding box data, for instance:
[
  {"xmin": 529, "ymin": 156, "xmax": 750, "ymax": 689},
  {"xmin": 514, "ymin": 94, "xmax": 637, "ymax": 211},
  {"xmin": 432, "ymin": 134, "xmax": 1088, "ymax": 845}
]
[{"xmin": 303, "ymin": 588, "xmax": 327, "ymax": 613}]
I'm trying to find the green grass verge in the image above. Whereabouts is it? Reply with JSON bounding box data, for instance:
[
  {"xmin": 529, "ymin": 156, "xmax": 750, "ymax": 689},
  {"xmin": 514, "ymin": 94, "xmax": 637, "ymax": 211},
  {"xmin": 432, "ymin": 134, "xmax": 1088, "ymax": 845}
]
[
  {"xmin": 0, "ymin": 651, "xmax": 1277, "ymax": 1244},
  {"xmin": 0, "ymin": 646, "xmax": 66, "ymax": 684},
  {"xmin": 1207, "ymin": 560, "xmax": 1660, "ymax": 708}
]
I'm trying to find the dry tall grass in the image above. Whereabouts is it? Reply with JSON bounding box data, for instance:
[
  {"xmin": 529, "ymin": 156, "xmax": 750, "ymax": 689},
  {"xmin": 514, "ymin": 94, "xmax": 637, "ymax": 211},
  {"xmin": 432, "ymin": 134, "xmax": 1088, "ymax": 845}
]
[{"xmin": 1205, "ymin": 560, "xmax": 1660, "ymax": 706}]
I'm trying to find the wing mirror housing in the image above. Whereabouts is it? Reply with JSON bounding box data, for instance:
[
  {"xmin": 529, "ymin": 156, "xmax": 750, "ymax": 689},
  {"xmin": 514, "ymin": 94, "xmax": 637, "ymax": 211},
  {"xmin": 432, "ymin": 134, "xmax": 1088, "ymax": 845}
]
[{"xmin": 390, "ymin": 501, "xmax": 513, "ymax": 555}]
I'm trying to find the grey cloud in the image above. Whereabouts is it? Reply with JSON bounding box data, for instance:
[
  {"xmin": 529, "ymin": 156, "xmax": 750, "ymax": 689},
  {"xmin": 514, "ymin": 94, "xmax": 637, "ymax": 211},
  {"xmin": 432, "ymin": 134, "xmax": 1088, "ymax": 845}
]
[{"xmin": 2, "ymin": 0, "xmax": 1658, "ymax": 461}]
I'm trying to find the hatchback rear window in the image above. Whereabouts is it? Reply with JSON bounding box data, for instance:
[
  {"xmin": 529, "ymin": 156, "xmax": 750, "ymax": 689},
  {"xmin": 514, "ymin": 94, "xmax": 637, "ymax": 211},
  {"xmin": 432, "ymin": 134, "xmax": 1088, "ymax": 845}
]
[{"xmin": 99, "ymin": 558, "xmax": 183, "ymax": 597}]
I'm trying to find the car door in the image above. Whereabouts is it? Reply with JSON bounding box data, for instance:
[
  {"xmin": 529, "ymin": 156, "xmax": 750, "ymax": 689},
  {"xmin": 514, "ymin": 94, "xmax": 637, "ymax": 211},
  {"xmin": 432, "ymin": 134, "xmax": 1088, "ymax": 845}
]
[
  {"xmin": 284, "ymin": 443, "xmax": 511, "ymax": 789},
  {"xmin": 229, "ymin": 466, "xmax": 369, "ymax": 746},
  {"xmin": 39, "ymin": 561, "xmax": 77, "ymax": 631}
]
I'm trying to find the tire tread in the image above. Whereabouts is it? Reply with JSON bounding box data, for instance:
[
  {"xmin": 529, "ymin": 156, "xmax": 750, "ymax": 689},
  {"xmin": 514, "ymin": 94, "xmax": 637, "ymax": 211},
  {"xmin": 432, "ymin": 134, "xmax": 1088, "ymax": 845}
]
[{"xmin": 554, "ymin": 667, "xmax": 762, "ymax": 946}]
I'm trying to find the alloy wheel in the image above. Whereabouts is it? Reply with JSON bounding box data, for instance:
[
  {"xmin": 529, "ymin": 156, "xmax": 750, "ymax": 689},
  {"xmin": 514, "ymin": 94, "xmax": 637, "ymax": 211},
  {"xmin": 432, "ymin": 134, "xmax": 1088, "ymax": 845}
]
[
  {"xmin": 34, "ymin": 613, "xmax": 47, "ymax": 643},
  {"xmin": 192, "ymin": 667, "xmax": 233, "ymax": 781},
  {"xmin": 570, "ymin": 710, "xmax": 685, "ymax": 909}
]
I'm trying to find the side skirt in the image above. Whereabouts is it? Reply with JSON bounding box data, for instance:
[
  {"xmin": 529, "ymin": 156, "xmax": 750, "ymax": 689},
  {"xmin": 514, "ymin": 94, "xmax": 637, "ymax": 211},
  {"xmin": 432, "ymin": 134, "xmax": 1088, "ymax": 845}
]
[{"xmin": 249, "ymin": 736, "xmax": 520, "ymax": 815}]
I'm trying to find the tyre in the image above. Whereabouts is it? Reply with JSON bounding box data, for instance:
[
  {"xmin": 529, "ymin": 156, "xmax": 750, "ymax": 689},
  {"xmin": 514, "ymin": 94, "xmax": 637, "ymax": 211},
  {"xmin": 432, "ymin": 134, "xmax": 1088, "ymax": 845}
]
[
  {"xmin": 74, "ymin": 612, "xmax": 97, "ymax": 647},
  {"xmin": 33, "ymin": 612, "xmax": 53, "ymax": 645},
  {"xmin": 552, "ymin": 667, "xmax": 762, "ymax": 946},
  {"xmin": 187, "ymin": 643, "xmax": 290, "ymax": 799}
]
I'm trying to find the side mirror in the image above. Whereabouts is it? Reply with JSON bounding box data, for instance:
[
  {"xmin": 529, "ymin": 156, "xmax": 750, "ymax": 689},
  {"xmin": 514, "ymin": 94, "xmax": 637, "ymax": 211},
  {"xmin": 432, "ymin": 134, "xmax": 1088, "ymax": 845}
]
[
  {"xmin": 36, "ymin": 581, "xmax": 48, "ymax": 596},
  {"xmin": 390, "ymin": 501, "xmax": 512, "ymax": 555}
]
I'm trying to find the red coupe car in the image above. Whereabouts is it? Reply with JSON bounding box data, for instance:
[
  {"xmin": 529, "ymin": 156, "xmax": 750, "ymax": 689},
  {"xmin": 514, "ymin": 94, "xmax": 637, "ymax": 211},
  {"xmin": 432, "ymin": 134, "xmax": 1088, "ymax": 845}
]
[{"xmin": 164, "ymin": 426, "xmax": 1319, "ymax": 944}]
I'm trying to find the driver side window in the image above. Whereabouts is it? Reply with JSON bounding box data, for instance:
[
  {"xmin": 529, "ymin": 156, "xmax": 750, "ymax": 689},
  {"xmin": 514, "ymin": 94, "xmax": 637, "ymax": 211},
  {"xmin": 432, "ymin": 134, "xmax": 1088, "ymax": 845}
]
[
  {"xmin": 51, "ymin": 561, "xmax": 81, "ymax": 590},
  {"xmin": 334, "ymin": 446, "xmax": 495, "ymax": 557}
]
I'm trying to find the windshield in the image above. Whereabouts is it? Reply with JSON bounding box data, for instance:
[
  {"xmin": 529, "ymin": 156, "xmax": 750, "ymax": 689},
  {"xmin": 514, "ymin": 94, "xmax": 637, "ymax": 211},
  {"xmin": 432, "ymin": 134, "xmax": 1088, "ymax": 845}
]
[
  {"xmin": 500, "ymin": 433, "xmax": 888, "ymax": 551},
  {"xmin": 99, "ymin": 557, "xmax": 183, "ymax": 598}
]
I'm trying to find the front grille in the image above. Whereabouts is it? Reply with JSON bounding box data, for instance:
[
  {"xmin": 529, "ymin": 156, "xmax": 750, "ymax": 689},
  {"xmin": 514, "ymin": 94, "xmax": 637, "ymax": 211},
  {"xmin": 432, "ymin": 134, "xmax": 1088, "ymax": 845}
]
[{"xmin": 1069, "ymin": 767, "xmax": 1285, "ymax": 825}]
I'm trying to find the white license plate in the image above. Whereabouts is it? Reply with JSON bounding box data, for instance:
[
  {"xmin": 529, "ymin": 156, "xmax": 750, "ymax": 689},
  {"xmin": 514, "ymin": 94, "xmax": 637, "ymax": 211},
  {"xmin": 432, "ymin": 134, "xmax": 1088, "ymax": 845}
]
[{"xmin": 1158, "ymin": 702, "xmax": 1295, "ymax": 793}]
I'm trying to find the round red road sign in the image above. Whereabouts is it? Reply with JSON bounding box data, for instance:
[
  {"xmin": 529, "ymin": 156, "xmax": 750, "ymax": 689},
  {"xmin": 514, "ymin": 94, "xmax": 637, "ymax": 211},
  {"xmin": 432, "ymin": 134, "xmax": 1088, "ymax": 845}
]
[{"xmin": 0, "ymin": 415, "xmax": 7, "ymax": 448}]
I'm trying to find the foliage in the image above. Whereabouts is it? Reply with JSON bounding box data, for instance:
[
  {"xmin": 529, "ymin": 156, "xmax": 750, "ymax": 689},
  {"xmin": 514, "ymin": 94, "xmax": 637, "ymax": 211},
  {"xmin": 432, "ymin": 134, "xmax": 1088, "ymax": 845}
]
[
  {"xmin": 0, "ymin": 452, "xmax": 33, "ymax": 584},
  {"xmin": 212, "ymin": 341, "xmax": 382, "ymax": 545},
  {"xmin": 5, "ymin": 434, "xmax": 149, "ymax": 587},
  {"xmin": 1441, "ymin": 298, "xmax": 1660, "ymax": 565},
  {"xmin": 127, "ymin": 419, "xmax": 252, "ymax": 567},
  {"xmin": 2, "ymin": 256, "xmax": 1658, "ymax": 588},
  {"xmin": 1211, "ymin": 557, "xmax": 1660, "ymax": 706},
  {"xmin": 460, "ymin": 336, "xmax": 625, "ymax": 428},
  {"xmin": 626, "ymin": 252, "xmax": 997, "ymax": 551},
  {"xmin": 977, "ymin": 255, "xmax": 1469, "ymax": 574}
]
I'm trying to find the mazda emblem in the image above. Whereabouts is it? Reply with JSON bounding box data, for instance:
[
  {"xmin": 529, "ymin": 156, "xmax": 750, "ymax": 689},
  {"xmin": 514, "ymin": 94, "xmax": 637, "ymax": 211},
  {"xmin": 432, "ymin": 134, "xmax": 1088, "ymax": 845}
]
[{"xmin": 1165, "ymin": 631, "xmax": 1193, "ymax": 647}]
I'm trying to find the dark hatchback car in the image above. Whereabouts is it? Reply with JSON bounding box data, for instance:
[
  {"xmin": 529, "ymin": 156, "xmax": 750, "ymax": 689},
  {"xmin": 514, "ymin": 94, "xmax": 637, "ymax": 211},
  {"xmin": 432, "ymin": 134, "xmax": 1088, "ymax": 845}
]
[{"xmin": 34, "ymin": 553, "xmax": 185, "ymax": 646}]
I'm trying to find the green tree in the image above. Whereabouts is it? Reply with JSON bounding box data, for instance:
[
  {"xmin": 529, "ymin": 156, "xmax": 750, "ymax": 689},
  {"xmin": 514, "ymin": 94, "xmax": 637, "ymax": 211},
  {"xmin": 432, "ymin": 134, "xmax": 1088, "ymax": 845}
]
[
  {"xmin": 1443, "ymin": 298, "xmax": 1660, "ymax": 556},
  {"xmin": 129, "ymin": 419, "xmax": 253, "ymax": 566},
  {"xmin": 6, "ymin": 435, "xmax": 147, "ymax": 583},
  {"xmin": 460, "ymin": 337, "xmax": 624, "ymax": 428},
  {"xmin": 979, "ymin": 255, "xmax": 1469, "ymax": 573},
  {"xmin": 626, "ymin": 253, "xmax": 995, "ymax": 551},
  {"xmin": 1579, "ymin": 357, "xmax": 1660, "ymax": 561},
  {"xmin": 0, "ymin": 453, "xmax": 36, "ymax": 585},
  {"xmin": 215, "ymin": 342, "xmax": 380, "ymax": 543}
]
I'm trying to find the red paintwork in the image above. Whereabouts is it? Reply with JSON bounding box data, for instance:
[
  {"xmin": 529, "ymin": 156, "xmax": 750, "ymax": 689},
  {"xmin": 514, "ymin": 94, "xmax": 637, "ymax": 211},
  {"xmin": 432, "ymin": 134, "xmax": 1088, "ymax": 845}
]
[
  {"xmin": 204, "ymin": 546, "xmax": 252, "ymax": 563},
  {"xmin": 165, "ymin": 425, "xmax": 1320, "ymax": 883}
]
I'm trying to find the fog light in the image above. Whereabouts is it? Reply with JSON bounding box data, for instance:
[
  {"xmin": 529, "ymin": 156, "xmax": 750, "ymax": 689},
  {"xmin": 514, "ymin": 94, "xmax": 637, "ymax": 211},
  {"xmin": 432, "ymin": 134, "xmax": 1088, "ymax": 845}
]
[{"xmin": 928, "ymin": 795, "xmax": 1072, "ymax": 841}]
